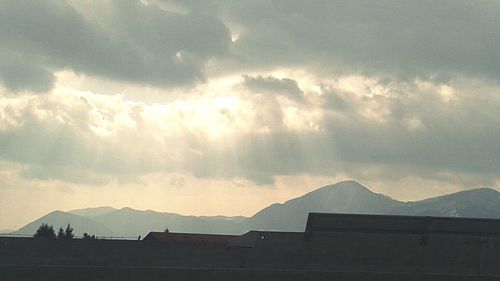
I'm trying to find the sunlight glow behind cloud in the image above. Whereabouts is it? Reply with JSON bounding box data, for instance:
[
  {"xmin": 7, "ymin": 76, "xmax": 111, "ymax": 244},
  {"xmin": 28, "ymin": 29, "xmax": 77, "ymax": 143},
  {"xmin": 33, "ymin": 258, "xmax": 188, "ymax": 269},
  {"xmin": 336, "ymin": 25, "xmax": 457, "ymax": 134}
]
[{"xmin": 1, "ymin": 0, "xmax": 500, "ymax": 230}]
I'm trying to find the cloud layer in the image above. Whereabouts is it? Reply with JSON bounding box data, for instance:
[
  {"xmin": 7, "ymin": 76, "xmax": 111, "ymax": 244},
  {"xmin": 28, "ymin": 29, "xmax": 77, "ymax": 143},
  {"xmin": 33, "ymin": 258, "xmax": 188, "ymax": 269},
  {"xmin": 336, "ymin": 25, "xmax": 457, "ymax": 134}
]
[
  {"xmin": 0, "ymin": 74, "xmax": 499, "ymax": 187},
  {"xmin": 1, "ymin": 0, "xmax": 500, "ymax": 228},
  {"xmin": 0, "ymin": 0, "xmax": 231, "ymax": 92},
  {"xmin": 2, "ymin": 0, "xmax": 500, "ymax": 92}
]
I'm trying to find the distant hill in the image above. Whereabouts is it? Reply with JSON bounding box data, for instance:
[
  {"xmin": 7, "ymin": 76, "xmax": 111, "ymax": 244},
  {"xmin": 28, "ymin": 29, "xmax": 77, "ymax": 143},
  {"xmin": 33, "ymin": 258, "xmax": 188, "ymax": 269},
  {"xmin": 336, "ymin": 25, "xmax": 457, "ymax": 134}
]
[
  {"xmin": 0, "ymin": 229, "xmax": 13, "ymax": 234},
  {"xmin": 69, "ymin": 206, "xmax": 117, "ymax": 217},
  {"xmin": 13, "ymin": 211, "xmax": 116, "ymax": 237},
  {"xmin": 390, "ymin": 188, "xmax": 500, "ymax": 218},
  {"xmin": 13, "ymin": 181, "xmax": 500, "ymax": 237},
  {"xmin": 88, "ymin": 207, "xmax": 247, "ymax": 237}
]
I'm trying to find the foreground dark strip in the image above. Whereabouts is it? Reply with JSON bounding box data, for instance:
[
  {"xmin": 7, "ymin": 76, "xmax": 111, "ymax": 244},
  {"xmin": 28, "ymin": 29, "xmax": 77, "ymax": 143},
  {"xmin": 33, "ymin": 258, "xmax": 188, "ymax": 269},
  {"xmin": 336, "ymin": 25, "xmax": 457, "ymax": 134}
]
[{"xmin": 2, "ymin": 264, "xmax": 500, "ymax": 281}]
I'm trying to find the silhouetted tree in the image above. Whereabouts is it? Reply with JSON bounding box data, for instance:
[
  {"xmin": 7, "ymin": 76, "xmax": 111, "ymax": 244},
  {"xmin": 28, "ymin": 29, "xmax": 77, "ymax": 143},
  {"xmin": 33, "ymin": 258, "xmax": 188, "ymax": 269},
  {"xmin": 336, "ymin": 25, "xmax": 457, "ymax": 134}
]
[
  {"xmin": 57, "ymin": 224, "xmax": 74, "ymax": 239},
  {"xmin": 64, "ymin": 224, "xmax": 74, "ymax": 239},
  {"xmin": 82, "ymin": 232, "xmax": 97, "ymax": 240},
  {"xmin": 57, "ymin": 227, "xmax": 65, "ymax": 239},
  {"xmin": 34, "ymin": 223, "xmax": 56, "ymax": 238}
]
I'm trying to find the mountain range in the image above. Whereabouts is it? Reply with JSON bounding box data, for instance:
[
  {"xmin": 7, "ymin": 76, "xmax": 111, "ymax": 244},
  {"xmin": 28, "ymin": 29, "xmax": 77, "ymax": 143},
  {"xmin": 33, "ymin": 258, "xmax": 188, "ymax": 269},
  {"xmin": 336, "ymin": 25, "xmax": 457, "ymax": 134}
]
[{"xmin": 10, "ymin": 180, "xmax": 500, "ymax": 238}]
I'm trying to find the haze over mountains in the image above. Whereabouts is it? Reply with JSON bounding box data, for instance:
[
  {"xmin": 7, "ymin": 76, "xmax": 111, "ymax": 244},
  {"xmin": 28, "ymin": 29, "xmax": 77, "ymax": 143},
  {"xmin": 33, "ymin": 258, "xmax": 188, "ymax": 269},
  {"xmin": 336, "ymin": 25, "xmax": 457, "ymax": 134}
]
[{"xmin": 11, "ymin": 181, "xmax": 500, "ymax": 238}]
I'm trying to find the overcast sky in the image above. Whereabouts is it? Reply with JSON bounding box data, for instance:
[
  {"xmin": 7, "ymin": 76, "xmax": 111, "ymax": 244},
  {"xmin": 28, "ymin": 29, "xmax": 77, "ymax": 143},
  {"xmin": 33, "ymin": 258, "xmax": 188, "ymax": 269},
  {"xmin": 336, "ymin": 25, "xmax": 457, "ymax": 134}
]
[{"xmin": 1, "ymin": 0, "xmax": 500, "ymax": 230}]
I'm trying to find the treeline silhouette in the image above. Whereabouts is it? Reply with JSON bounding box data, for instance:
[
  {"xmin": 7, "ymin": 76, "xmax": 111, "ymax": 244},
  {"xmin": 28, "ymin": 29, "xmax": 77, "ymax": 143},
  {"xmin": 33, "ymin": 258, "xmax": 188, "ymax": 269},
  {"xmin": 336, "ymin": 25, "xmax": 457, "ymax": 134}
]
[{"xmin": 33, "ymin": 223, "xmax": 96, "ymax": 239}]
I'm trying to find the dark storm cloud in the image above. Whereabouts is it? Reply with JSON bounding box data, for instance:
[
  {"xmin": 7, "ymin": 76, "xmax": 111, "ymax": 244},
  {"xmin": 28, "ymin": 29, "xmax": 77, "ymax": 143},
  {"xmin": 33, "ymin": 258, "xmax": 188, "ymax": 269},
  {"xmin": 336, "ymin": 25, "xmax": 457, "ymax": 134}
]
[
  {"xmin": 247, "ymin": 0, "xmax": 499, "ymax": 80},
  {"xmin": 242, "ymin": 75, "xmax": 304, "ymax": 102},
  {"xmin": 166, "ymin": 0, "xmax": 500, "ymax": 81},
  {"xmin": 0, "ymin": 0, "xmax": 231, "ymax": 92},
  {"xmin": 2, "ymin": 0, "xmax": 500, "ymax": 92},
  {"xmin": 0, "ymin": 50, "xmax": 54, "ymax": 92},
  {"xmin": 320, "ymin": 113, "xmax": 500, "ymax": 177}
]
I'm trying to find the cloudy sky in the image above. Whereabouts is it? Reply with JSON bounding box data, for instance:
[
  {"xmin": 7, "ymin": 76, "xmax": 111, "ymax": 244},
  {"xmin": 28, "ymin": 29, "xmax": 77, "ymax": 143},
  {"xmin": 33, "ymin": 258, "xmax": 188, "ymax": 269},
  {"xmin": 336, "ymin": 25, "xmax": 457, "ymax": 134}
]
[{"xmin": 1, "ymin": 0, "xmax": 500, "ymax": 230}]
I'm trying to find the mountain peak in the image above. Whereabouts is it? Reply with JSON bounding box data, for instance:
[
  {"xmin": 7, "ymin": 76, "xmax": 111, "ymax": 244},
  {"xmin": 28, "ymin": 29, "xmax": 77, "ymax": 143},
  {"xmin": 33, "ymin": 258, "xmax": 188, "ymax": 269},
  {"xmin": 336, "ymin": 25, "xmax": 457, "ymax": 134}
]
[
  {"xmin": 48, "ymin": 210, "xmax": 67, "ymax": 216},
  {"xmin": 318, "ymin": 180, "xmax": 369, "ymax": 189},
  {"xmin": 328, "ymin": 180, "xmax": 370, "ymax": 190},
  {"xmin": 334, "ymin": 179, "xmax": 366, "ymax": 186},
  {"xmin": 249, "ymin": 180, "xmax": 401, "ymax": 231},
  {"xmin": 310, "ymin": 180, "xmax": 374, "ymax": 198},
  {"xmin": 69, "ymin": 206, "xmax": 117, "ymax": 217}
]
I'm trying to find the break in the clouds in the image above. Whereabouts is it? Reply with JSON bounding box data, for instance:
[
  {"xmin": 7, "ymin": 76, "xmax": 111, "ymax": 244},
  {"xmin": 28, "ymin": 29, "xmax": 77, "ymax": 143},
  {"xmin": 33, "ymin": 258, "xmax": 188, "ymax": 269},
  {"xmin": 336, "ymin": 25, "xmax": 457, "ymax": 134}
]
[{"xmin": 1, "ymin": 0, "xmax": 500, "ymax": 228}]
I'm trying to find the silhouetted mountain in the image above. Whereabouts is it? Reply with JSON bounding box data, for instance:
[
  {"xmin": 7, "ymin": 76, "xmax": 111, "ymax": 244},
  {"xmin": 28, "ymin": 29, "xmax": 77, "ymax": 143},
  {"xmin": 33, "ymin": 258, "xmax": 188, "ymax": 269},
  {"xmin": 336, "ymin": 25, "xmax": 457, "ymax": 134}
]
[
  {"xmin": 89, "ymin": 207, "xmax": 246, "ymax": 237},
  {"xmin": 12, "ymin": 210, "xmax": 116, "ymax": 237},
  {"xmin": 13, "ymin": 181, "xmax": 500, "ymax": 237},
  {"xmin": 69, "ymin": 206, "xmax": 117, "ymax": 217},
  {"xmin": 390, "ymin": 188, "xmax": 500, "ymax": 218},
  {"xmin": 248, "ymin": 180, "xmax": 404, "ymax": 231}
]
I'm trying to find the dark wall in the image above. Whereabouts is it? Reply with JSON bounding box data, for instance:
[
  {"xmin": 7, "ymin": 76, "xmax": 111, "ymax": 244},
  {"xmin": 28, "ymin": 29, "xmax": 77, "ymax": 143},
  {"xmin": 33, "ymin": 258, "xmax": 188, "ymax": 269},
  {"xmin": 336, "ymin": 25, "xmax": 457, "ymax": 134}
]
[
  {"xmin": 0, "ymin": 237, "xmax": 242, "ymax": 267},
  {"xmin": 301, "ymin": 232, "xmax": 498, "ymax": 274},
  {"xmin": 2, "ymin": 228, "xmax": 500, "ymax": 280},
  {"xmin": 1, "ymin": 265, "xmax": 499, "ymax": 281}
]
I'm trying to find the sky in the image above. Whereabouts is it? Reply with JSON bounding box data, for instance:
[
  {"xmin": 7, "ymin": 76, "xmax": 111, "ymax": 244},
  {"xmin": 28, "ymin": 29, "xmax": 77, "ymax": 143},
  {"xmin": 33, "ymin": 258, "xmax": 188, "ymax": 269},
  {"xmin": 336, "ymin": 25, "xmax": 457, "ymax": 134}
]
[{"xmin": 1, "ymin": 0, "xmax": 500, "ymax": 230}]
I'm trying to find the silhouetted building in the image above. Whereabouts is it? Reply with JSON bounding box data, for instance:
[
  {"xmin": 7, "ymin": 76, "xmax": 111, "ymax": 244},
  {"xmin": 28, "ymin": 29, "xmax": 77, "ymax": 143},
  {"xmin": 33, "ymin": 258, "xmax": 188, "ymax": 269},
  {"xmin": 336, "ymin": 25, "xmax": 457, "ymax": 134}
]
[
  {"xmin": 143, "ymin": 231, "xmax": 238, "ymax": 243},
  {"xmin": 305, "ymin": 212, "xmax": 500, "ymax": 236},
  {"xmin": 3, "ymin": 213, "xmax": 500, "ymax": 280}
]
